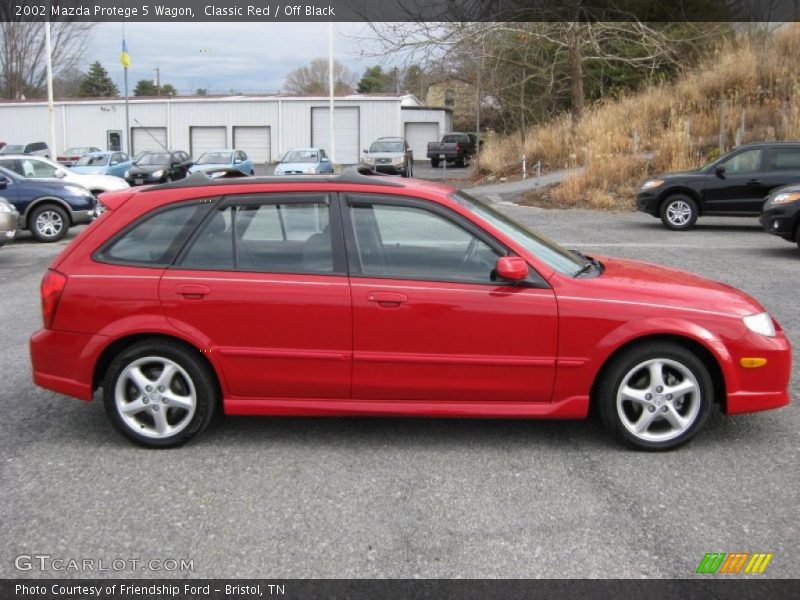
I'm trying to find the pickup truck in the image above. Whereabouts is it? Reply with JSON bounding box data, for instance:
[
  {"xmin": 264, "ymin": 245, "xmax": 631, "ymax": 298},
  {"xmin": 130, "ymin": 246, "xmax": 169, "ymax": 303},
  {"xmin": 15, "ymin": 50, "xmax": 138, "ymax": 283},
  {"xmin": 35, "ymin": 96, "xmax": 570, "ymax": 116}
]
[{"xmin": 427, "ymin": 133, "xmax": 478, "ymax": 168}]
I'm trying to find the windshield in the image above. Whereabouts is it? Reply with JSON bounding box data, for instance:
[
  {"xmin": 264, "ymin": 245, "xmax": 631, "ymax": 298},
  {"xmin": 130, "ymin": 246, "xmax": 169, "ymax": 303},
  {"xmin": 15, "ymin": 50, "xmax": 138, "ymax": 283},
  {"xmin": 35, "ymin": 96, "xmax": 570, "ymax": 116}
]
[
  {"xmin": 369, "ymin": 141, "xmax": 404, "ymax": 153},
  {"xmin": 197, "ymin": 152, "xmax": 232, "ymax": 165},
  {"xmin": 1, "ymin": 145, "xmax": 24, "ymax": 153},
  {"xmin": 282, "ymin": 150, "xmax": 318, "ymax": 163},
  {"xmin": 76, "ymin": 155, "xmax": 109, "ymax": 166},
  {"xmin": 451, "ymin": 191, "xmax": 589, "ymax": 276},
  {"xmin": 136, "ymin": 153, "xmax": 170, "ymax": 166}
]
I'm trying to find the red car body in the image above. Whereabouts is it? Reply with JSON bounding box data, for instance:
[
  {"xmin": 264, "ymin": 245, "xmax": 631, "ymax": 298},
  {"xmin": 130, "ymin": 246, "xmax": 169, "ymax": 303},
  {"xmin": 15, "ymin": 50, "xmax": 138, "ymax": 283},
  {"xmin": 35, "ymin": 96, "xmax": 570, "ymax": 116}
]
[{"xmin": 29, "ymin": 173, "xmax": 791, "ymax": 445}]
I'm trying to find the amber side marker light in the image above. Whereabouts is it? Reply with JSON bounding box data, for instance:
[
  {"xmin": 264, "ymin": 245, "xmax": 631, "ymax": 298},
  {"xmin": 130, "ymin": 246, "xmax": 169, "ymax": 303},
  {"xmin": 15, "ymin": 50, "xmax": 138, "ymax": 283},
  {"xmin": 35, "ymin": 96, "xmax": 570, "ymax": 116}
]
[{"xmin": 740, "ymin": 358, "xmax": 767, "ymax": 368}]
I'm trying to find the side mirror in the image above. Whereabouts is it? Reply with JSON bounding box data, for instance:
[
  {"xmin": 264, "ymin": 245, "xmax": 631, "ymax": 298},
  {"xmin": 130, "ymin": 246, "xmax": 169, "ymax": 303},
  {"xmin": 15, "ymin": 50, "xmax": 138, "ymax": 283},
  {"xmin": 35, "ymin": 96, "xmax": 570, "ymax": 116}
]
[
  {"xmin": 321, "ymin": 157, "xmax": 330, "ymax": 162},
  {"xmin": 715, "ymin": 165, "xmax": 726, "ymax": 178},
  {"xmin": 110, "ymin": 160, "xmax": 119, "ymax": 166},
  {"xmin": 55, "ymin": 170, "xmax": 67, "ymax": 178},
  {"xmin": 234, "ymin": 158, "xmax": 242, "ymax": 164},
  {"xmin": 496, "ymin": 256, "xmax": 528, "ymax": 282},
  {"xmin": 362, "ymin": 149, "xmax": 368, "ymax": 153},
  {"xmin": 0, "ymin": 176, "xmax": 9, "ymax": 189}
]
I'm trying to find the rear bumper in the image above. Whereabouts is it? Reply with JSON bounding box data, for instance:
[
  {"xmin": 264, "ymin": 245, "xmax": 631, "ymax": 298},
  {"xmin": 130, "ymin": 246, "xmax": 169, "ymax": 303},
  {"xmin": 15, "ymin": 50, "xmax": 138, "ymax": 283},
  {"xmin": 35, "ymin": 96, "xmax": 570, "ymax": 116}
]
[
  {"xmin": 0, "ymin": 210, "xmax": 18, "ymax": 241},
  {"xmin": 30, "ymin": 328, "xmax": 107, "ymax": 401}
]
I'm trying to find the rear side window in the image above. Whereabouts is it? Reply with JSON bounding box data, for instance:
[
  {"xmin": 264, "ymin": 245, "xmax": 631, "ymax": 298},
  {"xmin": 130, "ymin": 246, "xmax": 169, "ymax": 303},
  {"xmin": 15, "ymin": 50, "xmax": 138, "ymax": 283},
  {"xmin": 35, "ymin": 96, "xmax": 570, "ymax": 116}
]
[
  {"xmin": 769, "ymin": 148, "xmax": 800, "ymax": 171},
  {"xmin": 97, "ymin": 203, "xmax": 210, "ymax": 267},
  {"xmin": 179, "ymin": 201, "xmax": 333, "ymax": 274}
]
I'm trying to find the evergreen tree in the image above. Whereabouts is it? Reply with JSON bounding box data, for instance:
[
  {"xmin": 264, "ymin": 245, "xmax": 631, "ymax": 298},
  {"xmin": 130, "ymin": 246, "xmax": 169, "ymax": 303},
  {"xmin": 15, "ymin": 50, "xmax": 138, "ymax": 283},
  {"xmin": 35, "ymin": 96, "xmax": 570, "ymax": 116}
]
[{"xmin": 77, "ymin": 61, "xmax": 119, "ymax": 97}]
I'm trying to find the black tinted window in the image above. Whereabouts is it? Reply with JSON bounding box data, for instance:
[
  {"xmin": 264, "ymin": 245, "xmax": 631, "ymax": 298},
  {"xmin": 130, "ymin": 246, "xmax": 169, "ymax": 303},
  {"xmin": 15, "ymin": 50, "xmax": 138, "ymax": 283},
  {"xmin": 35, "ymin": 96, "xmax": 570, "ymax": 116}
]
[
  {"xmin": 769, "ymin": 148, "xmax": 800, "ymax": 171},
  {"xmin": 100, "ymin": 203, "xmax": 209, "ymax": 266},
  {"xmin": 180, "ymin": 201, "xmax": 333, "ymax": 274}
]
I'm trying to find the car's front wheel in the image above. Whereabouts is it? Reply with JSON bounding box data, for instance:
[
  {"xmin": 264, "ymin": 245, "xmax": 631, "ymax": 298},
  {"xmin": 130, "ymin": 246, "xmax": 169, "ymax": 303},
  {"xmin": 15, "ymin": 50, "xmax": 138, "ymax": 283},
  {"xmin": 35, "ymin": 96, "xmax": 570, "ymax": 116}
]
[
  {"xmin": 660, "ymin": 195, "xmax": 698, "ymax": 230},
  {"xmin": 103, "ymin": 340, "xmax": 219, "ymax": 447},
  {"xmin": 597, "ymin": 342, "xmax": 714, "ymax": 450},
  {"xmin": 29, "ymin": 204, "xmax": 69, "ymax": 242}
]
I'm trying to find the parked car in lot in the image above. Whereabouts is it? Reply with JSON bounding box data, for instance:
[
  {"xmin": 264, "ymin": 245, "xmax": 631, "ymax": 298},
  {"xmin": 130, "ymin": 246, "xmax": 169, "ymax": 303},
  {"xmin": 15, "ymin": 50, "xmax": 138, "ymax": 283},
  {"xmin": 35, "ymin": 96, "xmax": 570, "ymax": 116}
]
[
  {"xmin": 0, "ymin": 141, "xmax": 51, "ymax": 158},
  {"xmin": 189, "ymin": 149, "xmax": 254, "ymax": 176},
  {"xmin": 637, "ymin": 142, "xmax": 800, "ymax": 230},
  {"xmin": 57, "ymin": 147, "xmax": 101, "ymax": 167},
  {"xmin": 362, "ymin": 138, "xmax": 414, "ymax": 177},
  {"xmin": 0, "ymin": 197, "xmax": 19, "ymax": 247},
  {"xmin": 124, "ymin": 151, "xmax": 193, "ymax": 186},
  {"xmin": 0, "ymin": 165, "xmax": 96, "ymax": 242},
  {"xmin": 274, "ymin": 148, "xmax": 334, "ymax": 175},
  {"xmin": 0, "ymin": 154, "xmax": 129, "ymax": 196},
  {"xmin": 29, "ymin": 167, "xmax": 790, "ymax": 449},
  {"xmin": 71, "ymin": 151, "xmax": 132, "ymax": 178},
  {"xmin": 427, "ymin": 133, "xmax": 478, "ymax": 168},
  {"xmin": 760, "ymin": 183, "xmax": 800, "ymax": 251}
]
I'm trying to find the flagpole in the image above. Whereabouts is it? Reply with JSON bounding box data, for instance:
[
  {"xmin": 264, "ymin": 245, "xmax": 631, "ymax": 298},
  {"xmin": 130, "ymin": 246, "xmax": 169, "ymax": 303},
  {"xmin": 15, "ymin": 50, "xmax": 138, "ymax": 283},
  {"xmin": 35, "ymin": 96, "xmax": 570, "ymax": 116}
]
[
  {"xmin": 44, "ymin": 21, "xmax": 57, "ymax": 157},
  {"xmin": 328, "ymin": 21, "xmax": 335, "ymax": 168},
  {"xmin": 122, "ymin": 22, "xmax": 131, "ymax": 155}
]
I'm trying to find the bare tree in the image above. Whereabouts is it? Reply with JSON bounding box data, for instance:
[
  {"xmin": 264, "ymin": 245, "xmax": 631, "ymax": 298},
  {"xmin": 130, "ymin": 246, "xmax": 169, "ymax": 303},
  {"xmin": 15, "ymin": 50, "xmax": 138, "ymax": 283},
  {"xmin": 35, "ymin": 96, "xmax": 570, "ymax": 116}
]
[
  {"xmin": 284, "ymin": 58, "xmax": 356, "ymax": 95},
  {"xmin": 0, "ymin": 13, "xmax": 95, "ymax": 99},
  {"xmin": 364, "ymin": 21, "xmax": 718, "ymax": 127}
]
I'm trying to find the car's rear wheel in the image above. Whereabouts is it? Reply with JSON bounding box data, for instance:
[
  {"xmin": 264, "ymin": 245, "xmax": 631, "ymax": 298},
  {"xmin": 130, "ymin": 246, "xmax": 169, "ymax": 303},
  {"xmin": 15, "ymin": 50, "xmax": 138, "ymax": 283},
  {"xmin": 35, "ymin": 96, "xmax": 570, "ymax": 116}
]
[
  {"xmin": 103, "ymin": 340, "xmax": 219, "ymax": 447},
  {"xmin": 29, "ymin": 204, "xmax": 69, "ymax": 242},
  {"xmin": 660, "ymin": 195, "xmax": 698, "ymax": 230},
  {"xmin": 794, "ymin": 222, "xmax": 800, "ymax": 250},
  {"xmin": 597, "ymin": 342, "xmax": 713, "ymax": 450}
]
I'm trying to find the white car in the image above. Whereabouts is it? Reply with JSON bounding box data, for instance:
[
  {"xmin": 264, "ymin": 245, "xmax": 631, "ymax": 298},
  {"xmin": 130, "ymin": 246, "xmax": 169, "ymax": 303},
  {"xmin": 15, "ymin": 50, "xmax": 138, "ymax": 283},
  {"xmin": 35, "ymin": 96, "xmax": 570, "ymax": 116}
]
[{"xmin": 0, "ymin": 154, "xmax": 129, "ymax": 196}]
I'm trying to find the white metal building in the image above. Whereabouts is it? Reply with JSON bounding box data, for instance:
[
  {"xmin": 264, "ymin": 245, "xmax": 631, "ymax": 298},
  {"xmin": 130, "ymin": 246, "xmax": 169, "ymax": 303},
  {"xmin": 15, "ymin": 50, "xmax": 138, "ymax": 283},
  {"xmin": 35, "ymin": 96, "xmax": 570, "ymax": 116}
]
[{"xmin": 0, "ymin": 94, "xmax": 451, "ymax": 164}]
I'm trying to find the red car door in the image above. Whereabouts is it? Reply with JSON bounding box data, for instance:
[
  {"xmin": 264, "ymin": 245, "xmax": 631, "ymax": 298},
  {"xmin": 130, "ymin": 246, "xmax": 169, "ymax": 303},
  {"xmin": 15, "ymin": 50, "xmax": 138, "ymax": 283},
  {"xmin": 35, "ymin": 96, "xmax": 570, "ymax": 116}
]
[
  {"xmin": 342, "ymin": 193, "xmax": 558, "ymax": 403},
  {"xmin": 158, "ymin": 193, "xmax": 352, "ymax": 400}
]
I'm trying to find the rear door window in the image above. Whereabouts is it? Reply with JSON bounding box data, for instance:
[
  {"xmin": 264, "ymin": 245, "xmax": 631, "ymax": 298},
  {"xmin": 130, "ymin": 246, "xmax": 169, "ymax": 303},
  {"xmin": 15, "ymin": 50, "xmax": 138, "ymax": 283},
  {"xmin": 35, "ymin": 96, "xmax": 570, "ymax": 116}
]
[{"xmin": 768, "ymin": 148, "xmax": 800, "ymax": 171}]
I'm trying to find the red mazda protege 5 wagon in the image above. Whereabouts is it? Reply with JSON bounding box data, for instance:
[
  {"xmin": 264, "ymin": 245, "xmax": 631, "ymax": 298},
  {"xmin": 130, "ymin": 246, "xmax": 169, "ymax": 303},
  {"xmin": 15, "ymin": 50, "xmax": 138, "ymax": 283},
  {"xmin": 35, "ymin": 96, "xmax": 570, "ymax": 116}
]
[{"xmin": 30, "ymin": 168, "xmax": 791, "ymax": 449}]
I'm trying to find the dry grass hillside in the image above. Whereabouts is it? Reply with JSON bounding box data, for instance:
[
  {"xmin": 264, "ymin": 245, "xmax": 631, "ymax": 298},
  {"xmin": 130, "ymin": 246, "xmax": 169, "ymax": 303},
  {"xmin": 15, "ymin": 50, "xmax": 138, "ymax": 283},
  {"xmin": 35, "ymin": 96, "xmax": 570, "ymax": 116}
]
[{"xmin": 480, "ymin": 25, "xmax": 800, "ymax": 209}]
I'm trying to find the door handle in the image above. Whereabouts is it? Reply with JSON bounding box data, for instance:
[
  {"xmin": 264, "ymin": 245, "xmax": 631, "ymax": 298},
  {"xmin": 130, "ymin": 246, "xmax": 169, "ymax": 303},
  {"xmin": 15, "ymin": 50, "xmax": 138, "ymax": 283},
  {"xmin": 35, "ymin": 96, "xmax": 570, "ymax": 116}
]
[
  {"xmin": 367, "ymin": 291, "xmax": 408, "ymax": 307},
  {"xmin": 175, "ymin": 284, "xmax": 210, "ymax": 299},
  {"xmin": 747, "ymin": 179, "xmax": 761, "ymax": 185}
]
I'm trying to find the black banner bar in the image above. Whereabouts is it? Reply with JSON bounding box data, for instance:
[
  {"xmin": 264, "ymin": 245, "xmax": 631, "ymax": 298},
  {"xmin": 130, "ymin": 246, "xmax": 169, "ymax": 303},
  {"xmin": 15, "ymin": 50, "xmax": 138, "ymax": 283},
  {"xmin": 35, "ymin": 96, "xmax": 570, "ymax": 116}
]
[
  {"xmin": 3, "ymin": 579, "xmax": 800, "ymax": 600},
  {"xmin": 3, "ymin": 0, "xmax": 800, "ymax": 22}
]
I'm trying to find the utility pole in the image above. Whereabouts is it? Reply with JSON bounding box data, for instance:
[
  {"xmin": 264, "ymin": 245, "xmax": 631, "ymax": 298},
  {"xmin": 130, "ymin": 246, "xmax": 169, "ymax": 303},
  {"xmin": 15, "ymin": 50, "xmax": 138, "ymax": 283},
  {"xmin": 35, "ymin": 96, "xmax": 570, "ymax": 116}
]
[
  {"xmin": 44, "ymin": 21, "xmax": 57, "ymax": 156},
  {"xmin": 154, "ymin": 67, "xmax": 161, "ymax": 96},
  {"xmin": 328, "ymin": 22, "xmax": 336, "ymax": 166}
]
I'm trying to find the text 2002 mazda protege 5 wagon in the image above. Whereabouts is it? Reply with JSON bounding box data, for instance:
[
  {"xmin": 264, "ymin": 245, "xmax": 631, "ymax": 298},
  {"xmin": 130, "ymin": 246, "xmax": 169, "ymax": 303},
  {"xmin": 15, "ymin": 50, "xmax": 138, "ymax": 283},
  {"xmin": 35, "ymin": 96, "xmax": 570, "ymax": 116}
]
[{"xmin": 29, "ymin": 168, "xmax": 791, "ymax": 450}]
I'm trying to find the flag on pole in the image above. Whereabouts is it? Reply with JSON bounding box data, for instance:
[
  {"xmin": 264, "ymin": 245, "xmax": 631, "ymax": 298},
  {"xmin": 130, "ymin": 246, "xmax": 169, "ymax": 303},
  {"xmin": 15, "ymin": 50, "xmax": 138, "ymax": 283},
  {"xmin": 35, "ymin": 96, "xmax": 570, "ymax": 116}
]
[{"xmin": 120, "ymin": 39, "xmax": 131, "ymax": 68}]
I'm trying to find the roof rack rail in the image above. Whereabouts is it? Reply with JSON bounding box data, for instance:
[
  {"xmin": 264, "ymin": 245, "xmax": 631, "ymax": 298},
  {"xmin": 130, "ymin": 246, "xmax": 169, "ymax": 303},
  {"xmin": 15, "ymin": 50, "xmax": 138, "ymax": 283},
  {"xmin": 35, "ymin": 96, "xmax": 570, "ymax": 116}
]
[{"xmin": 141, "ymin": 164, "xmax": 406, "ymax": 192}]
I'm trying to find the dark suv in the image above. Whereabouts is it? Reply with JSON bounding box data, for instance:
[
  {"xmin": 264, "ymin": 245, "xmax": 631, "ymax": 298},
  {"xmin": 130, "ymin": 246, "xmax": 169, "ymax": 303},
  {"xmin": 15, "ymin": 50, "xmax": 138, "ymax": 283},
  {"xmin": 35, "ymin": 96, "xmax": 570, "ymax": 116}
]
[{"xmin": 637, "ymin": 142, "xmax": 800, "ymax": 230}]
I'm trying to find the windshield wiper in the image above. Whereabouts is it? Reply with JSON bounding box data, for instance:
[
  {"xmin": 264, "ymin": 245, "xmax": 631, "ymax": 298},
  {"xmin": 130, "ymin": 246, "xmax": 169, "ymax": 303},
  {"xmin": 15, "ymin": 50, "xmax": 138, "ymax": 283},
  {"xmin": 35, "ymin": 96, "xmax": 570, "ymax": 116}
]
[{"xmin": 572, "ymin": 251, "xmax": 602, "ymax": 278}]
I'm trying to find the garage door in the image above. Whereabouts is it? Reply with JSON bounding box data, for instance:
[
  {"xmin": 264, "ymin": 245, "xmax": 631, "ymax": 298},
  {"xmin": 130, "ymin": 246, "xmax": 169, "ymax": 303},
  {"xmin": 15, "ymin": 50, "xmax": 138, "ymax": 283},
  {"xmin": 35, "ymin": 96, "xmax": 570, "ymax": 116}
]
[
  {"xmin": 404, "ymin": 122, "xmax": 439, "ymax": 161},
  {"xmin": 131, "ymin": 127, "xmax": 167, "ymax": 154},
  {"xmin": 311, "ymin": 107, "xmax": 359, "ymax": 164},
  {"xmin": 233, "ymin": 126, "xmax": 271, "ymax": 163},
  {"xmin": 190, "ymin": 127, "xmax": 227, "ymax": 160}
]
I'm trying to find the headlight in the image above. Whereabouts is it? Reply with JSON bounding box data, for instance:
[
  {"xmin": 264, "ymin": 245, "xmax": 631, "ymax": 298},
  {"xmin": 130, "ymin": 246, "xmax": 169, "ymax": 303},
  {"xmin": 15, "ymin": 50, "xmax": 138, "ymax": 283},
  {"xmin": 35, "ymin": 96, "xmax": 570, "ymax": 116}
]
[
  {"xmin": 152, "ymin": 170, "xmax": 165, "ymax": 178},
  {"xmin": 743, "ymin": 312, "xmax": 776, "ymax": 337},
  {"xmin": 770, "ymin": 191, "xmax": 800, "ymax": 205},
  {"xmin": 65, "ymin": 185, "xmax": 91, "ymax": 196},
  {"xmin": 363, "ymin": 156, "xmax": 375, "ymax": 164},
  {"xmin": 274, "ymin": 168, "xmax": 283, "ymax": 175},
  {"xmin": 640, "ymin": 179, "xmax": 664, "ymax": 190},
  {"xmin": 124, "ymin": 170, "xmax": 130, "ymax": 178},
  {"xmin": 307, "ymin": 167, "xmax": 317, "ymax": 174},
  {"xmin": 0, "ymin": 201, "xmax": 14, "ymax": 213},
  {"xmin": 392, "ymin": 156, "xmax": 405, "ymax": 165}
]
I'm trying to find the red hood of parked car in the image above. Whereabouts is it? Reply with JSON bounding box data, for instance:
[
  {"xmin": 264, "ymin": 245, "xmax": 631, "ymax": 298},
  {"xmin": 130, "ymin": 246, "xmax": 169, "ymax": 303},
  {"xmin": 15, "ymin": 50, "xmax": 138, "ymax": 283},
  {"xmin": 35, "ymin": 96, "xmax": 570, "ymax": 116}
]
[{"xmin": 580, "ymin": 256, "xmax": 764, "ymax": 318}]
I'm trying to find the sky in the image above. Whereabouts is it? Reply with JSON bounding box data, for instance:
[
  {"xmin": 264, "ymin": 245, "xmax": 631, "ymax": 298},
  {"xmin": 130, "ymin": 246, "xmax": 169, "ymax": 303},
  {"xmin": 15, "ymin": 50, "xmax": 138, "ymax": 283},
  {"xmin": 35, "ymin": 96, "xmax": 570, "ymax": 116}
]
[{"xmin": 87, "ymin": 22, "xmax": 378, "ymax": 95}]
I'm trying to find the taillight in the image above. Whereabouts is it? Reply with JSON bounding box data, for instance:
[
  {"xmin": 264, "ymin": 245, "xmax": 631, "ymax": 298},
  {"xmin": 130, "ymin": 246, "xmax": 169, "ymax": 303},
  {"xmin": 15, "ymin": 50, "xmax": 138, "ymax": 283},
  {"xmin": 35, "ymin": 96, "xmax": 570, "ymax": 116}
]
[
  {"xmin": 456, "ymin": 143, "xmax": 461, "ymax": 151},
  {"xmin": 41, "ymin": 269, "xmax": 67, "ymax": 329}
]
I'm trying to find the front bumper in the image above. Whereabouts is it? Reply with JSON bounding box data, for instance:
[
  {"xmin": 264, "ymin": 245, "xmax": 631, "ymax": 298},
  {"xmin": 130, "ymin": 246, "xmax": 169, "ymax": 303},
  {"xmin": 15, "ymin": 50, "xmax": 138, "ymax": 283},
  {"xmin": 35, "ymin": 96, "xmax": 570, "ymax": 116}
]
[
  {"xmin": 760, "ymin": 204, "xmax": 798, "ymax": 241},
  {"xmin": 125, "ymin": 173, "xmax": 165, "ymax": 186},
  {"xmin": 71, "ymin": 208, "xmax": 96, "ymax": 225},
  {"xmin": 636, "ymin": 191, "xmax": 661, "ymax": 216},
  {"xmin": 724, "ymin": 328, "xmax": 792, "ymax": 415},
  {"xmin": 368, "ymin": 163, "xmax": 407, "ymax": 175}
]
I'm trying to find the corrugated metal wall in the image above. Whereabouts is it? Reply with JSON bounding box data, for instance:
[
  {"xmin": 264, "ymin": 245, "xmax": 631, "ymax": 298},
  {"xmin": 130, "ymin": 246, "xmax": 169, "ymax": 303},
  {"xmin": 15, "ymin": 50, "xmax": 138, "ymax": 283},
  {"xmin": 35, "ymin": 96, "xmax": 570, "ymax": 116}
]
[{"xmin": 0, "ymin": 96, "xmax": 449, "ymax": 164}]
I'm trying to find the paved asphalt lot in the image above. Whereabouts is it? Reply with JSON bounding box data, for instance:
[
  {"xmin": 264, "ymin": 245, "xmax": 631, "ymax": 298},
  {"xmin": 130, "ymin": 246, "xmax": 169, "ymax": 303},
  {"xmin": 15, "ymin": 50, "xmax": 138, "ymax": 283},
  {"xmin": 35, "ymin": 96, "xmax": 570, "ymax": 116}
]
[{"xmin": 0, "ymin": 201, "xmax": 797, "ymax": 579}]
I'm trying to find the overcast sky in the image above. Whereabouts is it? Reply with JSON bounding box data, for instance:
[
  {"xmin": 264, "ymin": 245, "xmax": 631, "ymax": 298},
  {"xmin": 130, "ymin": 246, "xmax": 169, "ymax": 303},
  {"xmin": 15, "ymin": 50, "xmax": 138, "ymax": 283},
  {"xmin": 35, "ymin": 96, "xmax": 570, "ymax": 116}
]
[{"xmin": 88, "ymin": 22, "xmax": 377, "ymax": 95}]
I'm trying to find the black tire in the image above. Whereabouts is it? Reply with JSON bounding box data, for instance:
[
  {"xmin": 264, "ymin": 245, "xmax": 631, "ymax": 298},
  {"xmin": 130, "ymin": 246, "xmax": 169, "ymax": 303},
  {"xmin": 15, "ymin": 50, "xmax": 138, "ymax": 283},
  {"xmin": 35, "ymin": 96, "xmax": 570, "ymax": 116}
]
[
  {"xmin": 402, "ymin": 163, "xmax": 411, "ymax": 178},
  {"xmin": 431, "ymin": 159, "xmax": 439, "ymax": 168},
  {"xmin": 29, "ymin": 203, "xmax": 69, "ymax": 243},
  {"xmin": 659, "ymin": 194, "xmax": 698, "ymax": 231},
  {"xmin": 597, "ymin": 341, "xmax": 714, "ymax": 451},
  {"xmin": 103, "ymin": 340, "xmax": 220, "ymax": 448},
  {"xmin": 794, "ymin": 222, "xmax": 800, "ymax": 250}
]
